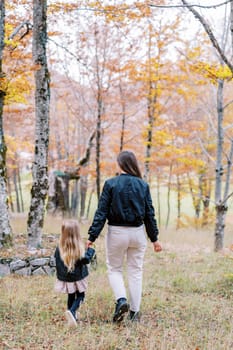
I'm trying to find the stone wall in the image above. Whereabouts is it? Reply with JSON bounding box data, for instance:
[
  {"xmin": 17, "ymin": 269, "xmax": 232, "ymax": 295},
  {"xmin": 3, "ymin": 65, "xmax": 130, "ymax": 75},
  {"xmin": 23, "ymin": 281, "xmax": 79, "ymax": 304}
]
[
  {"xmin": 0, "ymin": 256, "xmax": 56, "ymax": 277},
  {"xmin": 0, "ymin": 254, "xmax": 97, "ymax": 277}
]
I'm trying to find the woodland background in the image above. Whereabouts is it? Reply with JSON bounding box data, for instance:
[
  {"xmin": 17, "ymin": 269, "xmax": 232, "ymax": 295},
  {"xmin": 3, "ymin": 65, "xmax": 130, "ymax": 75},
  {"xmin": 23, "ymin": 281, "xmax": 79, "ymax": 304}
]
[
  {"xmin": 1, "ymin": 2, "xmax": 233, "ymax": 349},
  {"xmin": 1, "ymin": 0, "xmax": 233, "ymax": 251}
]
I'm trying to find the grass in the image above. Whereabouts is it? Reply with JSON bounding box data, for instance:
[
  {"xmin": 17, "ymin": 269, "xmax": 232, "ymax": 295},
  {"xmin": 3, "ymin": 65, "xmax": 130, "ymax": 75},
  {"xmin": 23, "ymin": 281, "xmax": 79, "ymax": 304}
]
[{"xmin": 0, "ymin": 217, "xmax": 233, "ymax": 349}]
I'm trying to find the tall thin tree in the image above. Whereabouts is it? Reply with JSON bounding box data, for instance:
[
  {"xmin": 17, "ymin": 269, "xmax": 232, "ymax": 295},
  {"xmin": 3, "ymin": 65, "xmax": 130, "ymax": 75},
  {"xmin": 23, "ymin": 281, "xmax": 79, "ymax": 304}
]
[
  {"xmin": 144, "ymin": 23, "xmax": 156, "ymax": 182},
  {"xmin": 27, "ymin": 0, "xmax": 50, "ymax": 248},
  {"xmin": 182, "ymin": 0, "xmax": 233, "ymax": 250},
  {"xmin": 0, "ymin": 0, "xmax": 12, "ymax": 247}
]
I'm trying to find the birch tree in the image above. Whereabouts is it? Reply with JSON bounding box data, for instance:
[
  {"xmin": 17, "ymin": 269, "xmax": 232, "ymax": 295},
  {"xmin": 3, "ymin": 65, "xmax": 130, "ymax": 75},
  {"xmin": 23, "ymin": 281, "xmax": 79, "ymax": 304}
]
[
  {"xmin": 182, "ymin": 0, "xmax": 233, "ymax": 250},
  {"xmin": 27, "ymin": 0, "xmax": 50, "ymax": 248},
  {"xmin": 0, "ymin": 0, "xmax": 12, "ymax": 247}
]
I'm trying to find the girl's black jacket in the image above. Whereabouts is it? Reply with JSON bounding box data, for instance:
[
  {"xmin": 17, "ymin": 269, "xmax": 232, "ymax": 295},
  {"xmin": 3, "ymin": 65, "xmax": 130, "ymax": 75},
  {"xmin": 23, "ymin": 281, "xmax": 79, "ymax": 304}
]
[
  {"xmin": 54, "ymin": 247, "xmax": 95, "ymax": 282},
  {"xmin": 88, "ymin": 173, "xmax": 159, "ymax": 243}
]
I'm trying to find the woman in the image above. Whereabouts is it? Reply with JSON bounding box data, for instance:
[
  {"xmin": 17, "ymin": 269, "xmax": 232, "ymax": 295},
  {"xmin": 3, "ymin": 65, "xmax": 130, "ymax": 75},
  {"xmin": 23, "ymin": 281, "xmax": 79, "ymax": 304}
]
[{"xmin": 87, "ymin": 150, "xmax": 162, "ymax": 323}]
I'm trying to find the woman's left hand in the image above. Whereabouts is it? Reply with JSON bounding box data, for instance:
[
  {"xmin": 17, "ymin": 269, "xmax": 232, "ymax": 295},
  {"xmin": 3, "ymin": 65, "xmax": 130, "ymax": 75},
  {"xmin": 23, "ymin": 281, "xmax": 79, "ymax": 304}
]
[
  {"xmin": 153, "ymin": 241, "xmax": 162, "ymax": 252},
  {"xmin": 86, "ymin": 240, "xmax": 93, "ymax": 249}
]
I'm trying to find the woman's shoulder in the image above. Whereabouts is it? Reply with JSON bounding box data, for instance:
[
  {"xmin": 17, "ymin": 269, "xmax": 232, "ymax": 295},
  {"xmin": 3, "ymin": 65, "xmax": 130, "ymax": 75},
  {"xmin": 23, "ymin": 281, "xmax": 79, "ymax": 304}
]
[
  {"xmin": 131, "ymin": 175, "xmax": 148, "ymax": 187},
  {"xmin": 105, "ymin": 174, "xmax": 148, "ymax": 189},
  {"xmin": 104, "ymin": 175, "xmax": 120, "ymax": 186}
]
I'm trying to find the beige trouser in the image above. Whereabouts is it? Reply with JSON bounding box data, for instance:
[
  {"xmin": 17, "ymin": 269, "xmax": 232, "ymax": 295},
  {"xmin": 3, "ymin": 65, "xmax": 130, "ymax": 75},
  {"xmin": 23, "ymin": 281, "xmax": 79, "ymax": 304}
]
[{"xmin": 106, "ymin": 225, "xmax": 147, "ymax": 312}]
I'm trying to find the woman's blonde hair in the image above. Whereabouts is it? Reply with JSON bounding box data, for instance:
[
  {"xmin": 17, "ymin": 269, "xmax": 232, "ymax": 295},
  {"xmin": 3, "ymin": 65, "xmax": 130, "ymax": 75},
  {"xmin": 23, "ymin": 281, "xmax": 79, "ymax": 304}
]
[{"xmin": 59, "ymin": 220, "xmax": 85, "ymax": 272}]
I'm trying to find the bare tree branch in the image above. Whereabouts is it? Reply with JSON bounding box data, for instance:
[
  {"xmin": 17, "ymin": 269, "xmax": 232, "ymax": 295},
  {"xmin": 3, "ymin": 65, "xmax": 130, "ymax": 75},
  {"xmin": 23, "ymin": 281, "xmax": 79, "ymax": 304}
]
[
  {"xmin": 8, "ymin": 21, "xmax": 32, "ymax": 40},
  {"xmin": 77, "ymin": 130, "xmax": 96, "ymax": 166},
  {"xmin": 231, "ymin": 0, "xmax": 233, "ymax": 59},
  {"xmin": 224, "ymin": 99, "xmax": 233, "ymax": 110},
  {"xmin": 150, "ymin": 0, "xmax": 232, "ymax": 9},
  {"xmin": 48, "ymin": 37, "xmax": 87, "ymax": 67},
  {"xmin": 222, "ymin": 190, "xmax": 233, "ymax": 204},
  {"xmin": 196, "ymin": 134, "xmax": 215, "ymax": 164},
  {"xmin": 76, "ymin": 1, "xmax": 233, "ymax": 14},
  {"xmin": 181, "ymin": 0, "xmax": 233, "ymax": 74}
]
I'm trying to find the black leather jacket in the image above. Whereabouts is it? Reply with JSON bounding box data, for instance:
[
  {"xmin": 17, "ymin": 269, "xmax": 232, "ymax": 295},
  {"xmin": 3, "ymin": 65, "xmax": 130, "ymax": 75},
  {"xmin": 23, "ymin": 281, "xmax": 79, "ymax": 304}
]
[
  {"xmin": 55, "ymin": 247, "xmax": 95, "ymax": 282},
  {"xmin": 88, "ymin": 173, "xmax": 159, "ymax": 243}
]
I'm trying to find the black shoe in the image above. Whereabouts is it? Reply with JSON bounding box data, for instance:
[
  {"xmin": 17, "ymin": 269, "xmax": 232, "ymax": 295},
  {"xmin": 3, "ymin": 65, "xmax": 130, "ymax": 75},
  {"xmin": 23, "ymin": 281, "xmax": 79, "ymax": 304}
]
[
  {"xmin": 128, "ymin": 310, "xmax": 140, "ymax": 322},
  {"xmin": 113, "ymin": 298, "xmax": 129, "ymax": 323}
]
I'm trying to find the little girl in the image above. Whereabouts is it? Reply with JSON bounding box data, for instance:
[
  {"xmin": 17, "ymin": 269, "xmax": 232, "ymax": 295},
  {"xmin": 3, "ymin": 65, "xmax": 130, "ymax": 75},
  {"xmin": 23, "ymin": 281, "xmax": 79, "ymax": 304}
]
[{"xmin": 54, "ymin": 219, "xmax": 95, "ymax": 327}]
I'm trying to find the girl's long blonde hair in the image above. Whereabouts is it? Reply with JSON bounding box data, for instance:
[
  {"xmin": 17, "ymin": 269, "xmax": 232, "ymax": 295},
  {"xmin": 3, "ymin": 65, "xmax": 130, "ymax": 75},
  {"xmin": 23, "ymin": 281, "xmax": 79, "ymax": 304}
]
[{"xmin": 59, "ymin": 220, "xmax": 85, "ymax": 272}]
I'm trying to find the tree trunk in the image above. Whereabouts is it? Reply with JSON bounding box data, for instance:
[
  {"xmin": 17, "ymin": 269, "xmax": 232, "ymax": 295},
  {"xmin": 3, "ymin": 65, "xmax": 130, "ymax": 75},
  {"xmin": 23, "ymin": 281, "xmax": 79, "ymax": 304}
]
[
  {"xmin": 214, "ymin": 79, "xmax": 224, "ymax": 251},
  {"xmin": 144, "ymin": 90, "xmax": 154, "ymax": 182},
  {"xmin": 27, "ymin": 0, "xmax": 50, "ymax": 248},
  {"xmin": 156, "ymin": 172, "xmax": 161, "ymax": 227},
  {"xmin": 176, "ymin": 174, "xmax": 181, "ymax": 230},
  {"xmin": 0, "ymin": 0, "xmax": 12, "ymax": 247},
  {"xmin": 80, "ymin": 175, "xmax": 87, "ymax": 218},
  {"xmin": 201, "ymin": 173, "xmax": 211, "ymax": 227},
  {"xmin": 119, "ymin": 84, "xmax": 126, "ymax": 152},
  {"xmin": 144, "ymin": 25, "xmax": 156, "ymax": 182},
  {"xmin": 13, "ymin": 168, "xmax": 20, "ymax": 212},
  {"xmin": 187, "ymin": 172, "xmax": 201, "ymax": 228},
  {"xmin": 214, "ymin": 83, "xmax": 233, "ymax": 249},
  {"xmin": 71, "ymin": 180, "xmax": 79, "ymax": 217},
  {"xmin": 86, "ymin": 183, "xmax": 95, "ymax": 219},
  {"xmin": 7, "ymin": 176, "xmax": 14, "ymax": 212},
  {"xmin": 96, "ymin": 95, "xmax": 101, "ymax": 200},
  {"xmin": 18, "ymin": 168, "xmax": 24, "ymax": 212},
  {"xmin": 47, "ymin": 175, "xmax": 67, "ymax": 215},
  {"xmin": 231, "ymin": 1, "xmax": 233, "ymax": 55},
  {"xmin": 63, "ymin": 177, "xmax": 70, "ymax": 214},
  {"xmin": 54, "ymin": 125, "xmax": 63, "ymax": 160},
  {"xmin": 165, "ymin": 163, "xmax": 172, "ymax": 229},
  {"xmin": 214, "ymin": 204, "xmax": 227, "ymax": 251}
]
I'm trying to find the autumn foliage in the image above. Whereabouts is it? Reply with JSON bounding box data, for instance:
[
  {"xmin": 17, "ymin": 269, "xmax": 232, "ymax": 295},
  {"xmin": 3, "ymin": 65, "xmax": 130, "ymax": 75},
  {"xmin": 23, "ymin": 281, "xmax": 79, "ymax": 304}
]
[{"xmin": 2, "ymin": 0, "xmax": 233, "ymax": 232}]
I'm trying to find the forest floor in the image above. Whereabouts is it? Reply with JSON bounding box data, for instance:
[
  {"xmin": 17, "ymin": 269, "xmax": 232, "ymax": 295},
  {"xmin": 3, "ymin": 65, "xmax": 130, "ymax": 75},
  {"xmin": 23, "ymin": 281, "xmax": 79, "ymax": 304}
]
[{"xmin": 0, "ymin": 215, "xmax": 233, "ymax": 350}]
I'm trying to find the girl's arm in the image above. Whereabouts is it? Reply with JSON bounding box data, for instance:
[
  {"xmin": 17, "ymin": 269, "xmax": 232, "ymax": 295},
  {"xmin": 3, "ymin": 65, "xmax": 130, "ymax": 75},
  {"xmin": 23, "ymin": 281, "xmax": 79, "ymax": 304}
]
[{"xmin": 80, "ymin": 247, "xmax": 96, "ymax": 264}]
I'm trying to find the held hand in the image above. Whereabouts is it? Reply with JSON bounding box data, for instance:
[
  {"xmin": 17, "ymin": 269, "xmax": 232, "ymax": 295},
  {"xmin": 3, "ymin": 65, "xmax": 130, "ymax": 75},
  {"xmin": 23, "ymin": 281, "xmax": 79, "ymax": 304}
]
[
  {"xmin": 86, "ymin": 240, "xmax": 93, "ymax": 249},
  {"xmin": 153, "ymin": 241, "xmax": 162, "ymax": 253}
]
